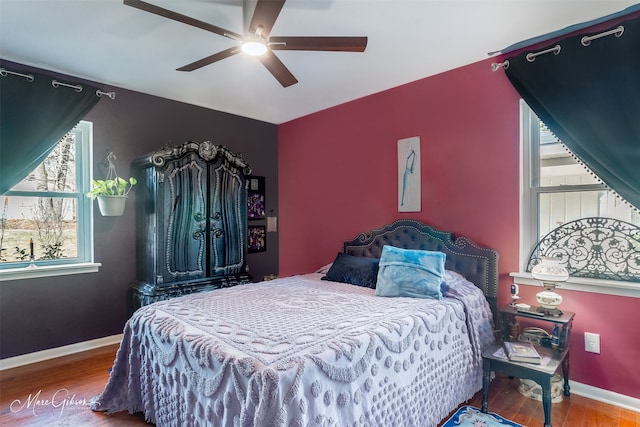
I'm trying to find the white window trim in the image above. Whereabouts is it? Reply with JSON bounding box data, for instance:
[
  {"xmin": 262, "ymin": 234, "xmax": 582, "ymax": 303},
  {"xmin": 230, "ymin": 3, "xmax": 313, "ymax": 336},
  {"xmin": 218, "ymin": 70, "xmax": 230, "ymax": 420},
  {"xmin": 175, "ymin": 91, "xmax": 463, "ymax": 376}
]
[
  {"xmin": 516, "ymin": 100, "xmax": 639, "ymax": 296},
  {"xmin": 511, "ymin": 272, "xmax": 640, "ymax": 299},
  {"xmin": 0, "ymin": 121, "xmax": 98, "ymax": 278},
  {"xmin": 0, "ymin": 262, "xmax": 101, "ymax": 282},
  {"xmin": 519, "ymin": 100, "xmax": 534, "ymax": 272}
]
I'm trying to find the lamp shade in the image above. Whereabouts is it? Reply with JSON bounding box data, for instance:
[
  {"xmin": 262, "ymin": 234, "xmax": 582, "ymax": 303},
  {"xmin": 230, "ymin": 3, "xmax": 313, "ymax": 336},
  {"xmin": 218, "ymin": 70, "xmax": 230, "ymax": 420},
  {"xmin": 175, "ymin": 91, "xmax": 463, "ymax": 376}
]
[
  {"xmin": 531, "ymin": 256, "xmax": 569, "ymax": 283},
  {"xmin": 531, "ymin": 256, "xmax": 568, "ymax": 310}
]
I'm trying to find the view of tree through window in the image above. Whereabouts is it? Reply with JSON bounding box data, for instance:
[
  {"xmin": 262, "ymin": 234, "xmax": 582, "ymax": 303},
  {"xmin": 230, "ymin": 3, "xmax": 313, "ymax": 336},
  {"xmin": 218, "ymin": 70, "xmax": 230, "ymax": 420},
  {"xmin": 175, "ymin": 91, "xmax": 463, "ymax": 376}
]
[{"xmin": 1, "ymin": 121, "xmax": 92, "ymax": 267}]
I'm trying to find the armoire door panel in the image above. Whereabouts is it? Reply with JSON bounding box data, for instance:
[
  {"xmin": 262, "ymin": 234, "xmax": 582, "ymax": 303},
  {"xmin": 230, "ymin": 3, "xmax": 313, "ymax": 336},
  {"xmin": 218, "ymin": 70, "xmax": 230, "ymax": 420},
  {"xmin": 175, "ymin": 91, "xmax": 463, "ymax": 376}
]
[
  {"xmin": 162, "ymin": 154, "xmax": 207, "ymax": 282},
  {"xmin": 209, "ymin": 163, "xmax": 247, "ymax": 276}
]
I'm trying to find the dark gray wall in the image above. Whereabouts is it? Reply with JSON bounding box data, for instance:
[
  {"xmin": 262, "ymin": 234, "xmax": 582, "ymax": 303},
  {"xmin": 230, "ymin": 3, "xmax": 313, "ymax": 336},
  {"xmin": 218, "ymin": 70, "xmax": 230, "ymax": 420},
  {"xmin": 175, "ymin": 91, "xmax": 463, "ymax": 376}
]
[{"xmin": 0, "ymin": 60, "xmax": 278, "ymax": 359}]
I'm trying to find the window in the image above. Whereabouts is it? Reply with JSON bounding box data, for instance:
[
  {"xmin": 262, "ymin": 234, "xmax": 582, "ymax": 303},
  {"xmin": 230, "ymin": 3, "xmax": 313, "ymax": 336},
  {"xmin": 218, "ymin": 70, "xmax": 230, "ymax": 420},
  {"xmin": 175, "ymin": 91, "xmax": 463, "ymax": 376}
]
[
  {"xmin": 0, "ymin": 121, "xmax": 98, "ymax": 279},
  {"xmin": 519, "ymin": 101, "xmax": 640, "ymax": 294}
]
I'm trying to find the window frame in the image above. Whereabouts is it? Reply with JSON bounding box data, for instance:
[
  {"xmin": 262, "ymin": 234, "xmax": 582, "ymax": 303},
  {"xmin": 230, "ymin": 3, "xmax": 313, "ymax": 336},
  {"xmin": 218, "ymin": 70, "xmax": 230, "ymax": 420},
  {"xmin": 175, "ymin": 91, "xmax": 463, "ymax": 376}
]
[
  {"xmin": 0, "ymin": 121, "xmax": 100, "ymax": 281},
  {"xmin": 520, "ymin": 101, "xmax": 611, "ymax": 270},
  {"xmin": 516, "ymin": 100, "xmax": 639, "ymax": 298}
]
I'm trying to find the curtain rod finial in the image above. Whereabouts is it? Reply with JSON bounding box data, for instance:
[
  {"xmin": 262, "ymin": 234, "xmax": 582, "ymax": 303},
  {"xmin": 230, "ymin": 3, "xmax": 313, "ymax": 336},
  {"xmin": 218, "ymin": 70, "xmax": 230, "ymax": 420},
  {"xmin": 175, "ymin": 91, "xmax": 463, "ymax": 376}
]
[{"xmin": 491, "ymin": 60, "xmax": 509, "ymax": 72}]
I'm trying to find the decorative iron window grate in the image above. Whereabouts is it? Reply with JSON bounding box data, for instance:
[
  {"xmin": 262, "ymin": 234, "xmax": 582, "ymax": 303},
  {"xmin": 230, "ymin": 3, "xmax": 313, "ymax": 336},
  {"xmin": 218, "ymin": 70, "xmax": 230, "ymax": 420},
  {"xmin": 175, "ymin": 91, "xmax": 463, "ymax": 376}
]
[{"xmin": 527, "ymin": 217, "xmax": 640, "ymax": 282}]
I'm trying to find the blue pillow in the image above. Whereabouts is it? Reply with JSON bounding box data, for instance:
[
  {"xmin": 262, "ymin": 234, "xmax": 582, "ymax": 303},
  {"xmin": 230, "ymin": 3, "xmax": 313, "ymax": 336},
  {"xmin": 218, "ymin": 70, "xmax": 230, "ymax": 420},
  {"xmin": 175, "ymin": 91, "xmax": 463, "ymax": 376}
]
[
  {"xmin": 375, "ymin": 245, "xmax": 446, "ymax": 299},
  {"xmin": 322, "ymin": 253, "xmax": 380, "ymax": 288}
]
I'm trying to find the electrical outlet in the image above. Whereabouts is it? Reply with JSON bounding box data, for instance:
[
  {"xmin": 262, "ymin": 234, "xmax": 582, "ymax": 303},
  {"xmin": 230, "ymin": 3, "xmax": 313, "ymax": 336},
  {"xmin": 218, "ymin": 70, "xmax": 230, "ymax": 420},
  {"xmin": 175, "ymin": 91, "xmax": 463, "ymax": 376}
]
[{"xmin": 584, "ymin": 332, "xmax": 600, "ymax": 354}]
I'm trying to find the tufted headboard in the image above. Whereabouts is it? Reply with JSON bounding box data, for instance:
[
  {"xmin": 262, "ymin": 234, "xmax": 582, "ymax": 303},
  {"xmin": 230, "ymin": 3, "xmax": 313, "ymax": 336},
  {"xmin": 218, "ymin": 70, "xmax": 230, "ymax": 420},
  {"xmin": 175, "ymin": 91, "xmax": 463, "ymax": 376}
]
[{"xmin": 343, "ymin": 220, "xmax": 499, "ymax": 322}]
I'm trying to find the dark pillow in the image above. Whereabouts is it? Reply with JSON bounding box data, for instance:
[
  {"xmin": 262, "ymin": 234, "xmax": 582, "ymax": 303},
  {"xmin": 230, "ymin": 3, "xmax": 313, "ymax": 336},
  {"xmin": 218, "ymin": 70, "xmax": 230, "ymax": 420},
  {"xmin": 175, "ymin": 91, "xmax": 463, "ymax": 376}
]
[{"xmin": 322, "ymin": 253, "xmax": 380, "ymax": 288}]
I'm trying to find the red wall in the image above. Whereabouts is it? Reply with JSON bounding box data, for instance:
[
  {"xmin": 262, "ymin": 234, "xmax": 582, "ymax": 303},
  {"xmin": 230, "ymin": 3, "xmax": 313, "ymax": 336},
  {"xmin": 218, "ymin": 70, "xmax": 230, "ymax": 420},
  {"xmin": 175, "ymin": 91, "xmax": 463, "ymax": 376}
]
[{"xmin": 278, "ymin": 58, "xmax": 640, "ymax": 400}]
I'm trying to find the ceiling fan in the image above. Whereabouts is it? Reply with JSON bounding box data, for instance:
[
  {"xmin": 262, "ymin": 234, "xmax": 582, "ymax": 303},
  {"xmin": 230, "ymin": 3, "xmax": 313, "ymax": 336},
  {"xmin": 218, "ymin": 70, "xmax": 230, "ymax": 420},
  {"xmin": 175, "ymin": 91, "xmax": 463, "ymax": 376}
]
[{"xmin": 123, "ymin": 0, "xmax": 368, "ymax": 87}]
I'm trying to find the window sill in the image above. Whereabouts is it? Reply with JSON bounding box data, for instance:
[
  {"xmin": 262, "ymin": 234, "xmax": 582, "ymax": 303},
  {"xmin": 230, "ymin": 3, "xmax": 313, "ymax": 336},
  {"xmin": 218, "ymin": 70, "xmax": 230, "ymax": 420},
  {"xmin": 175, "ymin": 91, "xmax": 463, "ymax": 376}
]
[
  {"xmin": 510, "ymin": 272, "xmax": 640, "ymax": 298},
  {"xmin": 0, "ymin": 262, "xmax": 102, "ymax": 282}
]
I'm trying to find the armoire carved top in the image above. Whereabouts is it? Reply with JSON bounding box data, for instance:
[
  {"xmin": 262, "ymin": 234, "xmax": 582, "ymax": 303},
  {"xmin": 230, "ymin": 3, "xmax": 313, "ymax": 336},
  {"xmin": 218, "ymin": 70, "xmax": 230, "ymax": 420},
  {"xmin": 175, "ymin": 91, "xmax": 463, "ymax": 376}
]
[{"xmin": 136, "ymin": 140, "xmax": 252, "ymax": 176}]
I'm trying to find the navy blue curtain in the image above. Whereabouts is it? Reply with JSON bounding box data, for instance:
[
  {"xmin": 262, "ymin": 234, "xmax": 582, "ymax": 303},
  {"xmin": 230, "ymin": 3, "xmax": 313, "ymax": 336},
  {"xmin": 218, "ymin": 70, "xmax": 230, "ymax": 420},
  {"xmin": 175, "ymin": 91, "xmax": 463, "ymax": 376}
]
[
  {"xmin": 504, "ymin": 15, "xmax": 640, "ymax": 210},
  {"xmin": 0, "ymin": 67, "xmax": 100, "ymax": 194}
]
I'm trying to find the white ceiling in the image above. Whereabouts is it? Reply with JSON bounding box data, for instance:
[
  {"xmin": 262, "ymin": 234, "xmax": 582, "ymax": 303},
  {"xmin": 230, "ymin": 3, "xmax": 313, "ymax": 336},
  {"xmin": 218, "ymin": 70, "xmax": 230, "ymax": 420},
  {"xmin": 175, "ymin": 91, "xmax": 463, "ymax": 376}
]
[{"xmin": 1, "ymin": 1, "xmax": 637, "ymax": 124}]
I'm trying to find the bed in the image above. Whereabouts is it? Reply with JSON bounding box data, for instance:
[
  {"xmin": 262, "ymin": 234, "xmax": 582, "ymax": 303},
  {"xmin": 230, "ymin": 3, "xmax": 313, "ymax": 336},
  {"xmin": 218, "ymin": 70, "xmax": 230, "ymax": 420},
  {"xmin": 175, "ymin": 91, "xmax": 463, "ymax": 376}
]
[{"xmin": 91, "ymin": 219, "xmax": 499, "ymax": 426}]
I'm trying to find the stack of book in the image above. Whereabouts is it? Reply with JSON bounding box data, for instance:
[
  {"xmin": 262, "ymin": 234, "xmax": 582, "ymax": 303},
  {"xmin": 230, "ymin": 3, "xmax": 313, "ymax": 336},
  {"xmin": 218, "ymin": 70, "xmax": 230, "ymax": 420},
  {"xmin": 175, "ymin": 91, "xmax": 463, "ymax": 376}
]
[{"xmin": 503, "ymin": 341, "xmax": 542, "ymax": 364}]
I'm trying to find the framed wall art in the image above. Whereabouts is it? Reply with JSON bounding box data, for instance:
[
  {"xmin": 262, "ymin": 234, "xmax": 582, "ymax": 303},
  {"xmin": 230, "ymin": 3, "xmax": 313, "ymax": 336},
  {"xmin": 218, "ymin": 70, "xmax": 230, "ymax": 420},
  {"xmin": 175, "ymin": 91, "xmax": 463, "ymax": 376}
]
[
  {"xmin": 248, "ymin": 176, "xmax": 266, "ymax": 219},
  {"xmin": 397, "ymin": 136, "xmax": 421, "ymax": 212},
  {"xmin": 248, "ymin": 225, "xmax": 266, "ymax": 253}
]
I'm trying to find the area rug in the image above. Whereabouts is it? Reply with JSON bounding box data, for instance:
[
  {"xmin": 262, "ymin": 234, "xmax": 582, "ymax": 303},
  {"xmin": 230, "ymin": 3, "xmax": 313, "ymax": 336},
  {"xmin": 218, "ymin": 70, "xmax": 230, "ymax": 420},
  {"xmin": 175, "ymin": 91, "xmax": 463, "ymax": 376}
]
[{"xmin": 441, "ymin": 405, "xmax": 525, "ymax": 427}]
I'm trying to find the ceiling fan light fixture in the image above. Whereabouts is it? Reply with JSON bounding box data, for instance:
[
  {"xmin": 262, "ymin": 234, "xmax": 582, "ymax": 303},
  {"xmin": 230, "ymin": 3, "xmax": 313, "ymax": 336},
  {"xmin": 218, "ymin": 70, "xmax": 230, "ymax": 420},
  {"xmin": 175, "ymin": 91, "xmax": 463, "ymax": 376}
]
[
  {"xmin": 241, "ymin": 40, "xmax": 268, "ymax": 56},
  {"xmin": 125, "ymin": 0, "xmax": 367, "ymax": 87}
]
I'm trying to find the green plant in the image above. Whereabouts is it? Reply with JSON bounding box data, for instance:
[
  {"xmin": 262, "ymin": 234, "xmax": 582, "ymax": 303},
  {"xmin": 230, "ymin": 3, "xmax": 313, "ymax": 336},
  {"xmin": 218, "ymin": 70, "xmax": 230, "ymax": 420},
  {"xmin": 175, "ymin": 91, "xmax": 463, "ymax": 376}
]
[{"xmin": 85, "ymin": 176, "xmax": 137, "ymax": 199}]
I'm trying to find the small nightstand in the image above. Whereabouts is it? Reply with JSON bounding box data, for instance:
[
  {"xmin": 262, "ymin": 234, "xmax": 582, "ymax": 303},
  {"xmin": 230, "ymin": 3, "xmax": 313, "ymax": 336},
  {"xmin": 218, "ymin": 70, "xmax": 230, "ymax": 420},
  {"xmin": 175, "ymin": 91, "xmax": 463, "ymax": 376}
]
[{"xmin": 481, "ymin": 306, "xmax": 575, "ymax": 427}]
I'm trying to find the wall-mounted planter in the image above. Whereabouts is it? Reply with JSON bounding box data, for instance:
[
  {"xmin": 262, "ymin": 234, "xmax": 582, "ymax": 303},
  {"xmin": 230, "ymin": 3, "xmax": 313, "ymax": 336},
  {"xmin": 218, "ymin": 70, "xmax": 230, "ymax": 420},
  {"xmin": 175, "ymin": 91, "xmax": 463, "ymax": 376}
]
[{"xmin": 97, "ymin": 195, "xmax": 128, "ymax": 216}]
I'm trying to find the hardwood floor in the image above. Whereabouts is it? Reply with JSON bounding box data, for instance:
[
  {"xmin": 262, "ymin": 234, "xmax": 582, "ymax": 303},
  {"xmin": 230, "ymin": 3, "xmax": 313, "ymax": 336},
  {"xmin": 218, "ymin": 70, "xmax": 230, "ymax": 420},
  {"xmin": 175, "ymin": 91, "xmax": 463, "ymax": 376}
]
[
  {"xmin": 1, "ymin": 344, "xmax": 637, "ymax": 426},
  {"xmin": 443, "ymin": 375, "xmax": 640, "ymax": 427},
  {"xmin": 0, "ymin": 344, "xmax": 148, "ymax": 427}
]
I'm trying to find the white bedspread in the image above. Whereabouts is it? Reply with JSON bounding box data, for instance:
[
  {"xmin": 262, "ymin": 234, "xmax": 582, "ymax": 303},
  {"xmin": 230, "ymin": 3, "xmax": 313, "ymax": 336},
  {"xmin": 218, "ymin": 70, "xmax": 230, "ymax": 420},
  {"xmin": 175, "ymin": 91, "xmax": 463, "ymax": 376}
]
[{"xmin": 91, "ymin": 272, "xmax": 495, "ymax": 426}]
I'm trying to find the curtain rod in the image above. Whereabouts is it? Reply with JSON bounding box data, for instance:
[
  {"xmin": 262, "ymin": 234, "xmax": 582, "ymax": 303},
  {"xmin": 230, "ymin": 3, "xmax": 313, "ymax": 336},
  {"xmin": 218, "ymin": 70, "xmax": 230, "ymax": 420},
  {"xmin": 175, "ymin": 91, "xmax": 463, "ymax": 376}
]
[
  {"xmin": 491, "ymin": 61, "xmax": 509, "ymax": 71},
  {"xmin": 0, "ymin": 67, "xmax": 34, "ymax": 81},
  {"xmin": 491, "ymin": 24, "xmax": 626, "ymax": 72},
  {"xmin": 52, "ymin": 81, "xmax": 116, "ymax": 99},
  {"xmin": 52, "ymin": 79, "xmax": 83, "ymax": 92},
  {"xmin": 581, "ymin": 25, "xmax": 624, "ymax": 46},
  {"xmin": 526, "ymin": 45, "xmax": 561, "ymax": 62},
  {"xmin": 489, "ymin": 4, "xmax": 639, "ymax": 55},
  {"xmin": 1, "ymin": 67, "xmax": 115, "ymax": 99},
  {"xmin": 96, "ymin": 90, "xmax": 116, "ymax": 100}
]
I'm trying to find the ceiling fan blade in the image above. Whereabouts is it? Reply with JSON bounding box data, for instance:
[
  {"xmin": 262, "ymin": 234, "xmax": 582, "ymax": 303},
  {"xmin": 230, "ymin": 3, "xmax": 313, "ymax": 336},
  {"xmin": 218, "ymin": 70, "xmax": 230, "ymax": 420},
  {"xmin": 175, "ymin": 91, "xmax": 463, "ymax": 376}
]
[
  {"xmin": 246, "ymin": 0, "xmax": 285, "ymax": 37},
  {"xmin": 269, "ymin": 36, "xmax": 368, "ymax": 52},
  {"xmin": 124, "ymin": 0, "xmax": 242, "ymax": 40},
  {"xmin": 242, "ymin": 0, "xmax": 257, "ymax": 34},
  {"xmin": 177, "ymin": 47, "xmax": 241, "ymax": 72},
  {"xmin": 257, "ymin": 50, "xmax": 298, "ymax": 87}
]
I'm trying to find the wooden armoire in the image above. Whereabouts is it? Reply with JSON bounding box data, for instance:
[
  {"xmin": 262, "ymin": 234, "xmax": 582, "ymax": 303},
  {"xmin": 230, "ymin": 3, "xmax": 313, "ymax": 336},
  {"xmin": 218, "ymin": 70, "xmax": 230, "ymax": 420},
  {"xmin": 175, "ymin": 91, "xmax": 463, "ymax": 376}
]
[{"xmin": 129, "ymin": 141, "xmax": 252, "ymax": 312}]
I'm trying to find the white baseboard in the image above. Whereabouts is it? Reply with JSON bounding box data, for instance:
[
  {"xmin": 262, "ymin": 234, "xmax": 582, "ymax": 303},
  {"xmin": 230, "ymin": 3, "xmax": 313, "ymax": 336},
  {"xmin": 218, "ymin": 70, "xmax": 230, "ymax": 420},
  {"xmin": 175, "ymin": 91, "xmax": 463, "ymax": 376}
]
[
  {"xmin": 569, "ymin": 380, "xmax": 640, "ymax": 412},
  {"xmin": 0, "ymin": 334, "xmax": 123, "ymax": 371},
  {"xmin": 1, "ymin": 335, "xmax": 638, "ymax": 413}
]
